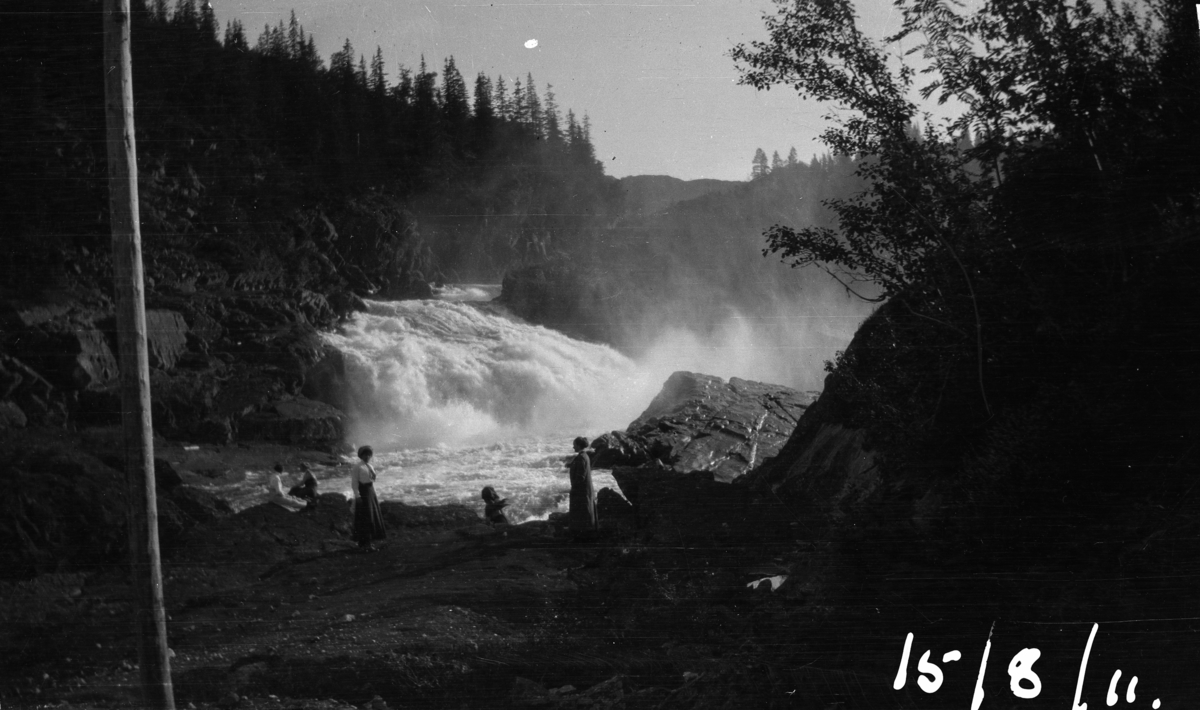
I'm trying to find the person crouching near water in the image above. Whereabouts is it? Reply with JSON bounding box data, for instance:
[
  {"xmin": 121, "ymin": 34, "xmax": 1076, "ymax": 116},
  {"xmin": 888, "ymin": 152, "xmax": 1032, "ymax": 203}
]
[
  {"xmin": 351, "ymin": 445, "xmax": 386, "ymax": 552},
  {"xmin": 481, "ymin": 486, "xmax": 510, "ymax": 525},
  {"xmin": 568, "ymin": 436, "xmax": 597, "ymax": 540}
]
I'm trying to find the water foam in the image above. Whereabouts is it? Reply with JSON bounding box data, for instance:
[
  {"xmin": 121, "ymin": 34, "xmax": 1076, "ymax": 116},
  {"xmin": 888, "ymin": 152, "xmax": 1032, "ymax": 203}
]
[
  {"xmin": 206, "ymin": 287, "xmax": 862, "ymax": 521},
  {"xmin": 321, "ymin": 298, "xmax": 656, "ymax": 452}
]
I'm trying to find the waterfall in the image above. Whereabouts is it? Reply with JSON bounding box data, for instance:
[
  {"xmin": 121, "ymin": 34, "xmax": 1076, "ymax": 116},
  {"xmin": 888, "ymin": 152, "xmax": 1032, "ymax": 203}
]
[{"xmin": 322, "ymin": 297, "xmax": 655, "ymax": 451}]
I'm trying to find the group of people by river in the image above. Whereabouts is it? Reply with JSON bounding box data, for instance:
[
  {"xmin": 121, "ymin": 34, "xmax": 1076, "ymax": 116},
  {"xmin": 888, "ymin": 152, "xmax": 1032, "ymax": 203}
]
[{"xmin": 267, "ymin": 436, "xmax": 600, "ymax": 550}]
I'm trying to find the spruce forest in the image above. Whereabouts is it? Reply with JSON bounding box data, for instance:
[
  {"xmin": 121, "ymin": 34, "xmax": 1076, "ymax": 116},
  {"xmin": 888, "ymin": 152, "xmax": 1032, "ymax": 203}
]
[{"xmin": 1, "ymin": 0, "xmax": 619, "ymax": 292}]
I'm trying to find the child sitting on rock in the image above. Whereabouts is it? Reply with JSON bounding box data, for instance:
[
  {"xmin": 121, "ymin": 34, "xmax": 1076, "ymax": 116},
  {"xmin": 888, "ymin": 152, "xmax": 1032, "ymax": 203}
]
[{"xmin": 481, "ymin": 486, "xmax": 510, "ymax": 525}]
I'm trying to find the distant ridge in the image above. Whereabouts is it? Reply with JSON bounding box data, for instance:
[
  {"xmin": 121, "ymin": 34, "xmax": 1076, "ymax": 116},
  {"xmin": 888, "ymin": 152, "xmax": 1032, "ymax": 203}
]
[{"xmin": 618, "ymin": 174, "xmax": 741, "ymax": 216}]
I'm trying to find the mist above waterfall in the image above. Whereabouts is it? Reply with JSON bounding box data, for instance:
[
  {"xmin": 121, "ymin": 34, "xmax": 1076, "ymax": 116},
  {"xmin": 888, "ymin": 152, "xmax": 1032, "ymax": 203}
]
[
  {"xmin": 621, "ymin": 279, "xmax": 872, "ymax": 394},
  {"xmin": 323, "ymin": 276, "xmax": 871, "ymax": 455}
]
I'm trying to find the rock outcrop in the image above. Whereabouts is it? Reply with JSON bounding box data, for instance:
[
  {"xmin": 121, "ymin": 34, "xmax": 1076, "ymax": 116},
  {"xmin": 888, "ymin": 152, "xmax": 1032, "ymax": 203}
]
[
  {"xmin": 590, "ymin": 371, "xmax": 815, "ymax": 482},
  {"xmin": 0, "ymin": 280, "xmax": 354, "ymax": 449},
  {"xmin": 740, "ymin": 390, "xmax": 879, "ymax": 533},
  {"xmin": 584, "ymin": 371, "xmax": 813, "ymax": 542}
]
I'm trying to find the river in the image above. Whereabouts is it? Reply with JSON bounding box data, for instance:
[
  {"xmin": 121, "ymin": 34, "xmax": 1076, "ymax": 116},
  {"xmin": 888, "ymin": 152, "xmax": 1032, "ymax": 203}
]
[{"xmin": 205, "ymin": 284, "xmax": 863, "ymax": 521}]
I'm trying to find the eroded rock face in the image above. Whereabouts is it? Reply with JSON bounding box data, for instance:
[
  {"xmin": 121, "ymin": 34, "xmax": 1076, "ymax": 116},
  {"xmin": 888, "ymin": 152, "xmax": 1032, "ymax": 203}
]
[
  {"xmin": 747, "ymin": 418, "xmax": 879, "ymax": 525},
  {"xmin": 739, "ymin": 341, "xmax": 882, "ymax": 534},
  {"xmin": 144, "ymin": 309, "xmax": 190, "ymax": 370},
  {"xmin": 591, "ymin": 371, "xmax": 815, "ymax": 482}
]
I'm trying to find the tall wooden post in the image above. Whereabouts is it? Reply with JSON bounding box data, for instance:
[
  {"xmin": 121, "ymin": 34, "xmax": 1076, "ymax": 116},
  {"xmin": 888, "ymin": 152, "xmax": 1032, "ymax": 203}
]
[{"xmin": 102, "ymin": 1, "xmax": 176, "ymax": 707}]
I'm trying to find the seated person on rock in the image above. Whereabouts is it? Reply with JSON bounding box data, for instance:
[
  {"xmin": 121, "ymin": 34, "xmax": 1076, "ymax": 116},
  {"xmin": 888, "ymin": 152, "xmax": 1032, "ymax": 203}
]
[
  {"xmin": 288, "ymin": 469, "xmax": 319, "ymax": 508},
  {"xmin": 267, "ymin": 464, "xmax": 308, "ymax": 512},
  {"xmin": 481, "ymin": 486, "xmax": 510, "ymax": 525}
]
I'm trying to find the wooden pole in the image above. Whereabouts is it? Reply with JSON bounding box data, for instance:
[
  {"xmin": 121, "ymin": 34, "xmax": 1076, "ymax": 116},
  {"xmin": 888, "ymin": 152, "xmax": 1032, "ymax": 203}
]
[{"xmin": 102, "ymin": 1, "xmax": 176, "ymax": 707}]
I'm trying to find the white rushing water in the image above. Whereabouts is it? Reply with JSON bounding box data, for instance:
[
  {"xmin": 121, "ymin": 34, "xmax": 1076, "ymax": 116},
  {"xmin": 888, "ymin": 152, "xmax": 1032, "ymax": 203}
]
[
  {"xmin": 317, "ymin": 285, "xmax": 659, "ymax": 521},
  {"xmin": 205, "ymin": 283, "xmax": 865, "ymax": 520}
]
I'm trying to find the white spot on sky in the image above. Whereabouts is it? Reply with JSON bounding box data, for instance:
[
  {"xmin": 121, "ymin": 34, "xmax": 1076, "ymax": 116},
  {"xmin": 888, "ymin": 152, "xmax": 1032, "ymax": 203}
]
[{"xmin": 524, "ymin": 39, "xmax": 538, "ymax": 49}]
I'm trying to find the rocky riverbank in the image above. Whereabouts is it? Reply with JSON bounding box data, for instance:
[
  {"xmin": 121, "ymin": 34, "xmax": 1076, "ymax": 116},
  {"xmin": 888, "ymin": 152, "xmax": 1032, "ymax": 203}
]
[
  {"xmin": 0, "ymin": 371, "xmax": 857, "ymax": 710},
  {"xmin": 6, "ymin": 358, "xmax": 1200, "ymax": 709},
  {"xmin": 6, "ymin": 261, "xmax": 1200, "ymax": 707}
]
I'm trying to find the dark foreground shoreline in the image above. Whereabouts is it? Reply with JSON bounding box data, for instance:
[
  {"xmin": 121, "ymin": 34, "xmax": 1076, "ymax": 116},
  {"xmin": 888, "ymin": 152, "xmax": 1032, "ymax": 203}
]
[{"xmin": 6, "ymin": 437, "xmax": 1200, "ymax": 710}]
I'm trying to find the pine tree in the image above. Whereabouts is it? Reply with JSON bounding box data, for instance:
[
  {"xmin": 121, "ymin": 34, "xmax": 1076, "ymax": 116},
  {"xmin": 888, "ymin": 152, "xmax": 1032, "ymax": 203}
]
[
  {"xmin": 575, "ymin": 114, "xmax": 597, "ymax": 165},
  {"xmin": 256, "ymin": 21, "xmax": 287, "ymax": 58},
  {"xmin": 394, "ymin": 67, "xmax": 414, "ymax": 105},
  {"xmin": 787, "ymin": 147, "xmax": 798, "ymax": 166},
  {"xmin": 472, "ymin": 73, "xmax": 496, "ymax": 153},
  {"xmin": 473, "ymin": 73, "xmax": 494, "ymax": 123},
  {"xmin": 413, "ymin": 57, "xmax": 439, "ymax": 118},
  {"xmin": 442, "ymin": 56, "xmax": 470, "ymax": 126},
  {"xmin": 512, "ymin": 77, "xmax": 525, "ymax": 125},
  {"xmin": 255, "ymin": 24, "xmax": 271, "ymax": 53},
  {"xmin": 543, "ymin": 84, "xmax": 562, "ymax": 144},
  {"xmin": 357, "ymin": 55, "xmax": 369, "ymax": 89},
  {"xmin": 224, "ymin": 20, "xmax": 248, "ymax": 51},
  {"xmin": 772, "ymin": 150, "xmax": 784, "ymax": 171},
  {"xmin": 525, "ymin": 73, "xmax": 543, "ymax": 137},
  {"xmin": 303, "ymin": 35, "xmax": 322, "ymax": 71},
  {"xmin": 287, "ymin": 10, "xmax": 301, "ymax": 58},
  {"xmin": 173, "ymin": 0, "xmax": 197, "ymax": 28},
  {"xmin": 370, "ymin": 47, "xmax": 387, "ymax": 96},
  {"xmin": 198, "ymin": 1, "xmax": 218, "ymax": 43},
  {"xmin": 330, "ymin": 38, "xmax": 356, "ymax": 86},
  {"xmin": 494, "ymin": 76, "xmax": 511, "ymax": 121},
  {"xmin": 751, "ymin": 148, "xmax": 770, "ymax": 179}
]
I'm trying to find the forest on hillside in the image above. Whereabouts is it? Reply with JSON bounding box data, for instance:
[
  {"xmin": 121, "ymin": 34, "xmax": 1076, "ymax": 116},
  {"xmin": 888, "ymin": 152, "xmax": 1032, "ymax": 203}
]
[
  {"xmin": 0, "ymin": 0, "xmax": 620, "ymax": 291},
  {"xmin": 1, "ymin": 0, "xmax": 887, "ymax": 355}
]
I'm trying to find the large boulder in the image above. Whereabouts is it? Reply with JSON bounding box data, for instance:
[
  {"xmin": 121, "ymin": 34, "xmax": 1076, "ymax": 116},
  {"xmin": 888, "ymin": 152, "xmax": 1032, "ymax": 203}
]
[{"xmin": 592, "ymin": 371, "xmax": 815, "ymax": 482}]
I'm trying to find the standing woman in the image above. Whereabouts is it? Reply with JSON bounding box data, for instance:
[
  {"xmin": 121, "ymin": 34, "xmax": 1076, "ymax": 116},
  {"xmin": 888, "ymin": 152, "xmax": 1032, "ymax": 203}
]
[
  {"xmin": 351, "ymin": 445, "xmax": 386, "ymax": 551},
  {"xmin": 567, "ymin": 436, "xmax": 597, "ymax": 539}
]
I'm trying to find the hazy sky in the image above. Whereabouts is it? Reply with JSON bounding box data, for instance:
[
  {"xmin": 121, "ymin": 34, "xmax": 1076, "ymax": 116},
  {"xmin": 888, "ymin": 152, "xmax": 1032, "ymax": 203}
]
[{"xmin": 217, "ymin": 0, "xmax": 909, "ymax": 182}]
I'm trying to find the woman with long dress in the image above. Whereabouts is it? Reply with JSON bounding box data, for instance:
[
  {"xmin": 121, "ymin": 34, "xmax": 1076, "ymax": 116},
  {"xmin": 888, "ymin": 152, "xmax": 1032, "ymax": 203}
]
[
  {"xmin": 568, "ymin": 436, "xmax": 597, "ymax": 539},
  {"xmin": 351, "ymin": 445, "xmax": 386, "ymax": 551}
]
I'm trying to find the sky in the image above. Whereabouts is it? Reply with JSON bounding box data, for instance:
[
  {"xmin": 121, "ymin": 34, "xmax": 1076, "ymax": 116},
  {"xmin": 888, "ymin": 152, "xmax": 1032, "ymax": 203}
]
[{"xmin": 216, "ymin": 0, "xmax": 911, "ymax": 182}]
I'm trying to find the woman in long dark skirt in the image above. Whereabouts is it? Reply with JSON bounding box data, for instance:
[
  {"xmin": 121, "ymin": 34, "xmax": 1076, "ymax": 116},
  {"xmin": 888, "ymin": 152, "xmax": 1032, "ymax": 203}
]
[
  {"xmin": 568, "ymin": 436, "xmax": 597, "ymax": 540},
  {"xmin": 351, "ymin": 445, "xmax": 386, "ymax": 551}
]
